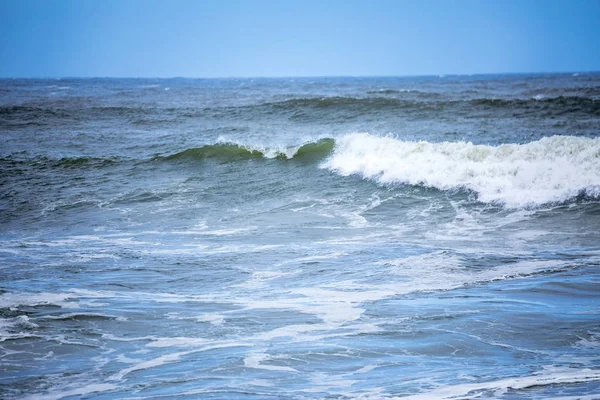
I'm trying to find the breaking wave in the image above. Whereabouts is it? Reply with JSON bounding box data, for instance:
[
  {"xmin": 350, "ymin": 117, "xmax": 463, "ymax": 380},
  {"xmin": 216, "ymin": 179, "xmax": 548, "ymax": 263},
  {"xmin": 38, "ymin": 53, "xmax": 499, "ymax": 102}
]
[
  {"xmin": 323, "ymin": 133, "xmax": 600, "ymax": 207},
  {"xmin": 160, "ymin": 138, "xmax": 335, "ymax": 162}
]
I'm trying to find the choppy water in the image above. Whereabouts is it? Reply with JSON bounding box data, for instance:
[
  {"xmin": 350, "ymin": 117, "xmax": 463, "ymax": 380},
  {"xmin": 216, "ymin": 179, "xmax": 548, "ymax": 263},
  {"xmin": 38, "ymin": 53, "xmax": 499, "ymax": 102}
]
[{"xmin": 1, "ymin": 74, "xmax": 600, "ymax": 399}]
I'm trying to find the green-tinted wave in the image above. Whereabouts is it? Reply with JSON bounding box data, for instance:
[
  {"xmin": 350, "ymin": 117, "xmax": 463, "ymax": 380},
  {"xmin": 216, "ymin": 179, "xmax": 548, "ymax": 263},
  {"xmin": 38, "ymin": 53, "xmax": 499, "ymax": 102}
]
[
  {"xmin": 162, "ymin": 143, "xmax": 264, "ymax": 161},
  {"xmin": 159, "ymin": 138, "xmax": 335, "ymax": 162},
  {"xmin": 288, "ymin": 138, "xmax": 336, "ymax": 160}
]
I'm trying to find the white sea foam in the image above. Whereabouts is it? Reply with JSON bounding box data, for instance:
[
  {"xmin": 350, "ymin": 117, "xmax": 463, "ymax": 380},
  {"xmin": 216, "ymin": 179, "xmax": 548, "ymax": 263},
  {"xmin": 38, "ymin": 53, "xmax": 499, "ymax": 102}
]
[
  {"xmin": 39, "ymin": 312, "xmax": 126, "ymax": 321},
  {"xmin": 324, "ymin": 133, "xmax": 600, "ymax": 207},
  {"xmin": 394, "ymin": 366, "xmax": 600, "ymax": 399},
  {"xmin": 0, "ymin": 292, "xmax": 79, "ymax": 309},
  {"xmin": 21, "ymin": 383, "xmax": 117, "ymax": 400},
  {"xmin": 109, "ymin": 351, "xmax": 187, "ymax": 381},
  {"xmin": 244, "ymin": 352, "xmax": 298, "ymax": 372},
  {"xmin": 306, "ymin": 372, "xmax": 359, "ymax": 392},
  {"xmin": 196, "ymin": 227, "xmax": 256, "ymax": 236},
  {"xmin": 380, "ymin": 251, "xmax": 575, "ymax": 295},
  {"xmin": 195, "ymin": 313, "xmax": 226, "ymax": 325},
  {"xmin": 166, "ymin": 312, "xmax": 226, "ymax": 325},
  {"xmin": 0, "ymin": 315, "xmax": 39, "ymax": 341},
  {"xmin": 233, "ymin": 269, "xmax": 296, "ymax": 289}
]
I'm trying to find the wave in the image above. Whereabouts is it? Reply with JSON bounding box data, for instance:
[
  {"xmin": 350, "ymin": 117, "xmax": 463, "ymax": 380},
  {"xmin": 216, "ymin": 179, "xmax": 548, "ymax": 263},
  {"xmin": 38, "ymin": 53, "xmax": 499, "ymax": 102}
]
[
  {"xmin": 0, "ymin": 155, "xmax": 119, "ymax": 169},
  {"xmin": 365, "ymin": 88, "xmax": 437, "ymax": 96},
  {"xmin": 239, "ymin": 95, "xmax": 600, "ymax": 119},
  {"xmin": 367, "ymin": 89, "xmax": 410, "ymax": 94},
  {"xmin": 264, "ymin": 96, "xmax": 406, "ymax": 111},
  {"xmin": 1, "ymin": 139, "xmax": 335, "ymax": 167},
  {"xmin": 471, "ymin": 95, "xmax": 599, "ymax": 109},
  {"xmin": 159, "ymin": 138, "xmax": 335, "ymax": 162},
  {"xmin": 260, "ymin": 94, "xmax": 598, "ymax": 107},
  {"xmin": 323, "ymin": 133, "xmax": 600, "ymax": 207},
  {"xmin": 2, "ymin": 95, "xmax": 598, "ymax": 127}
]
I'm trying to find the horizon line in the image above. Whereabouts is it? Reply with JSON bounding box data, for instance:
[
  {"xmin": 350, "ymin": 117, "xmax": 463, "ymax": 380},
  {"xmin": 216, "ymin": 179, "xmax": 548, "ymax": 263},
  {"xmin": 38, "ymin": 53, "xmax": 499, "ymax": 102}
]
[{"xmin": 0, "ymin": 70, "xmax": 599, "ymax": 80}]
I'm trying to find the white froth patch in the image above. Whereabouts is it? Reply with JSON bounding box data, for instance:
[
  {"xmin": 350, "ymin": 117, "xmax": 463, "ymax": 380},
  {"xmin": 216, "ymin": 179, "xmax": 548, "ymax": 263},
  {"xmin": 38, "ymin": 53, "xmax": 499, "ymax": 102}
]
[
  {"xmin": 196, "ymin": 313, "xmax": 226, "ymax": 325},
  {"xmin": 398, "ymin": 367, "xmax": 600, "ymax": 399},
  {"xmin": 116, "ymin": 354, "xmax": 144, "ymax": 364},
  {"xmin": 0, "ymin": 315, "xmax": 39, "ymax": 341},
  {"xmin": 109, "ymin": 351, "xmax": 187, "ymax": 381},
  {"xmin": 575, "ymin": 331, "xmax": 600, "ymax": 349},
  {"xmin": 145, "ymin": 337, "xmax": 211, "ymax": 348},
  {"xmin": 379, "ymin": 252, "xmax": 574, "ymax": 295},
  {"xmin": 0, "ymin": 292, "xmax": 79, "ymax": 309},
  {"xmin": 244, "ymin": 379, "xmax": 274, "ymax": 387},
  {"xmin": 324, "ymin": 133, "xmax": 600, "ymax": 207},
  {"xmin": 21, "ymin": 383, "xmax": 117, "ymax": 400},
  {"xmin": 0, "ymin": 248, "xmax": 20, "ymax": 255},
  {"xmin": 355, "ymin": 363, "xmax": 380, "ymax": 374},
  {"xmin": 0, "ymin": 315, "xmax": 37, "ymax": 330},
  {"xmin": 233, "ymin": 269, "xmax": 295, "ymax": 289},
  {"xmin": 166, "ymin": 311, "xmax": 226, "ymax": 325},
  {"xmin": 244, "ymin": 352, "xmax": 298, "ymax": 372},
  {"xmin": 306, "ymin": 372, "xmax": 359, "ymax": 392},
  {"xmin": 275, "ymin": 251, "xmax": 346, "ymax": 267}
]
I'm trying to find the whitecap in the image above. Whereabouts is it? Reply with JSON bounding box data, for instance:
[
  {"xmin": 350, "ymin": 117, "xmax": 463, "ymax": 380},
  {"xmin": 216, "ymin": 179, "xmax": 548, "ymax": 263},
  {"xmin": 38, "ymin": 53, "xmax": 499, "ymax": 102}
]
[{"xmin": 323, "ymin": 133, "xmax": 600, "ymax": 208}]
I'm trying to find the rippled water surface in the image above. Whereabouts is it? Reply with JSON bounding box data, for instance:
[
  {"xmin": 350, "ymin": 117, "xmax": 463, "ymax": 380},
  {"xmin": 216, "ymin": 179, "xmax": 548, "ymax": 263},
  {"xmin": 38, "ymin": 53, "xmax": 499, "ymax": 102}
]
[{"xmin": 1, "ymin": 75, "xmax": 600, "ymax": 399}]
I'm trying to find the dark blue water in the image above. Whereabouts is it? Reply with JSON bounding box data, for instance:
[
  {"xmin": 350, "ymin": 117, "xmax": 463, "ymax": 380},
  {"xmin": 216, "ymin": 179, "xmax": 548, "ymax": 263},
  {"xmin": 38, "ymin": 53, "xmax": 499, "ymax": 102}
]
[{"xmin": 1, "ymin": 74, "xmax": 600, "ymax": 399}]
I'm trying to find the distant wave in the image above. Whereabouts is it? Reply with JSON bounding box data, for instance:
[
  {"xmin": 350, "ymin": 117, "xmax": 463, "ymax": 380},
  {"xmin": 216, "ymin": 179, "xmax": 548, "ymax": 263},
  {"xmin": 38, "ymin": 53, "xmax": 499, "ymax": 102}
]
[
  {"xmin": 0, "ymin": 155, "xmax": 119, "ymax": 169},
  {"xmin": 159, "ymin": 138, "xmax": 335, "ymax": 162},
  {"xmin": 365, "ymin": 88, "xmax": 434, "ymax": 95},
  {"xmin": 470, "ymin": 95, "xmax": 599, "ymax": 110},
  {"xmin": 2, "ymin": 95, "xmax": 598, "ymax": 125},
  {"xmin": 265, "ymin": 96, "xmax": 405, "ymax": 110},
  {"xmin": 225, "ymin": 95, "xmax": 600, "ymax": 118},
  {"xmin": 0, "ymin": 105, "xmax": 71, "ymax": 119},
  {"xmin": 367, "ymin": 89, "xmax": 409, "ymax": 94},
  {"xmin": 323, "ymin": 133, "xmax": 600, "ymax": 207}
]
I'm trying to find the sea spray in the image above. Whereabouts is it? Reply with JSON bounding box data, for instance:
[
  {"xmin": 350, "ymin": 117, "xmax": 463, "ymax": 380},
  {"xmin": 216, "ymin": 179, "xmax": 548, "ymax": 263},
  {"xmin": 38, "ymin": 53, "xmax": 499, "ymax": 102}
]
[{"xmin": 324, "ymin": 133, "xmax": 600, "ymax": 207}]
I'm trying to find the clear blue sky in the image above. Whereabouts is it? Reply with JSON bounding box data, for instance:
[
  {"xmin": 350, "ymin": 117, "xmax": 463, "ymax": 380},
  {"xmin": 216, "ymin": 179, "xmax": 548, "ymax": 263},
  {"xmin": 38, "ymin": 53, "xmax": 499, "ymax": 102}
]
[{"xmin": 1, "ymin": 0, "xmax": 599, "ymax": 77}]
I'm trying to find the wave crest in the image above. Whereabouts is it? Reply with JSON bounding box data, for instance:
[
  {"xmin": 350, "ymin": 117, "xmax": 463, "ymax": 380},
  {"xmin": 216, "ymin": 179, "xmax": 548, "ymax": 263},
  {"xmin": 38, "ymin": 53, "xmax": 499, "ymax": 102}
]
[
  {"xmin": 323, "ymin": 133, "xmax": 600, "ymax": 207},
  {"xmin": 161, "ymin": 138, "xmax": 335, "ymax": 162}
]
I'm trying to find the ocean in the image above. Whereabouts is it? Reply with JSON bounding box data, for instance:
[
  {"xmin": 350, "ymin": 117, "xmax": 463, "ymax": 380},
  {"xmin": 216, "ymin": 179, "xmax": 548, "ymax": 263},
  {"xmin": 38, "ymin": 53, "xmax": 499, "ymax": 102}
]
[{"xmin": 1, "ymin": 74, "xmax": 599, "ymax": 399}]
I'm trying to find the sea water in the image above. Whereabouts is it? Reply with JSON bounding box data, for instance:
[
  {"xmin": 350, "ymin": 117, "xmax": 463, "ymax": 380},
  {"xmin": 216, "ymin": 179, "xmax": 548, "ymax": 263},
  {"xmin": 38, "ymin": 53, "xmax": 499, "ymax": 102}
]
[{"xmin": 1, "ymin": 74, "xmax": 600, "ymax": 399}]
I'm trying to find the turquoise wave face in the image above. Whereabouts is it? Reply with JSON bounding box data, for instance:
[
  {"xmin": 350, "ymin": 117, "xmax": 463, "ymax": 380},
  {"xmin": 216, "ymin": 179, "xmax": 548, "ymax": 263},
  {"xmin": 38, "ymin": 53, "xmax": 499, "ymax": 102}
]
[{"xmin": 1, "ymin": 75, "xmax": 600, "ymax": 400}]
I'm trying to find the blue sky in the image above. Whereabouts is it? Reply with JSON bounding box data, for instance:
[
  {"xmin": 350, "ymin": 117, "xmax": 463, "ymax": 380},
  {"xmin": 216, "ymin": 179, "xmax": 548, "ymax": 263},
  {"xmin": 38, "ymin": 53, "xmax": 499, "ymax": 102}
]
[{"xmin": 1, "ymin": 0, "xmax": 599, "ymax": 77}]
